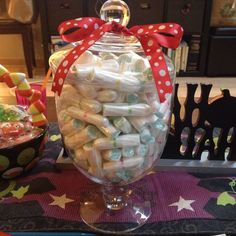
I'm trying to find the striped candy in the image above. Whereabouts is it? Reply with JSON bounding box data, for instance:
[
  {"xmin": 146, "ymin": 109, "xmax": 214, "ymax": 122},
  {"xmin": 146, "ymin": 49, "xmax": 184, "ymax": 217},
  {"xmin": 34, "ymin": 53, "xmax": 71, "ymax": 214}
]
[{"xmin": 0, "ymin": 65, "xmax": 48, "ymax": 127}]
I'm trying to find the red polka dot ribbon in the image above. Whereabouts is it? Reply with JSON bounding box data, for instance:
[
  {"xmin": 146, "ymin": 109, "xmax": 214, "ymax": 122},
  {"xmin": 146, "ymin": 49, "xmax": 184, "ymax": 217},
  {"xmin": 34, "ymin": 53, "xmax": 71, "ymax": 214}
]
[{"xmin": 52, "ymin": 17, "xmax": 183, "ymax": 102}]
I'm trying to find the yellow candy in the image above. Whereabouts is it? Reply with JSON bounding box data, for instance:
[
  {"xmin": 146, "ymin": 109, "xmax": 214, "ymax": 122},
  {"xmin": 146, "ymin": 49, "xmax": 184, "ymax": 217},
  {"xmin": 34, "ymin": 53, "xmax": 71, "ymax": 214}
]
[
  {"xmin": 5, "ymin": 73, "xmax": 26, "ymax": 87},
  {"xmin": 0, "ymin": 64, "xmax": 9, "ymax": 77},
  {"xmin": 0, "ymin": 64, "xmax": 48, "ymax": 127},
  {"xmin": 28, "ymin": 100, "xmax": 45, "ymax": 115},
  {"xmin": 31, "ymin": 113, "xmax": 48, "ymax": 127},
  {"xmin": 17, "ymin": 80, "xmax": 32, "ymax": 97}
]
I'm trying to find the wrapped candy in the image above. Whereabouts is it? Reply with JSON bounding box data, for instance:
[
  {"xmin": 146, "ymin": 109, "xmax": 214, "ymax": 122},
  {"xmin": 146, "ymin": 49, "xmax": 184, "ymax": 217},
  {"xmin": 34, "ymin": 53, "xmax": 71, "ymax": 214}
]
[
  {"xmin": 74, "ymin": 148, "xmax": 89, "ymax": 170},
  {"xmin": 103, "ymin": 103, "xmax": 152, "ymax": 116},
  {"xmin": 98, "ymin": 122, "xmax": 120, "ymax": 138},
  {"xmin": 64, "ymin": 125, "xmax": 101, "ymax": 149},
  {"xmin": 99, "ymin": 52, "xmax": 118, "ymax": 60},
  {"xmin": 75, "ymin": 83, "xmax": 97, "ymax": 99},
  {"xmin": 97, "ymin": 89, "xmax": 119, "ymax": 102},
  {"xmin": 80, "ymin": 98, "xmax": 102, "ymax": 114},
  {"xmin": 67, "ymin": 106, "xmax": 109, "ymax": 127},
  {"xmin": 113, "ymin": 117, "xmax": 132, "ymax": 134},
  {"xmin": 83, "ymin": 143, "xmax": 103, "ymax": 177},
  {"xmin": 122, "ymin": 147, "xmax": 135, "ymax": 158},
  {"xmin": 98, "ymin": 59, "xmax": 120, "ymax": 73},
  {"xmin": 89, "ymin": 69, "xmax": 141, "ymax": 93},
  {"xmin": 60, "ymin": 118, "xmax": 86, "ymax": 136},
  {"xmin": 74, "ymin": 66, "xmax": 94, "ymax": 81},
  {"xmin": 103, "ymin": 157, "xmax": 144, "ymax": 172},
  {"xmin": 94, "ymin": 134, "xmax": 140, "ymax": 150},
  {"xmin": 102, "ymin": 149, "xmax": 122, "ymax": 161},
  {"xmin": 128, "ymin": 114, "xmax": 158, "ymax": 132},
  {"xmin": 135, "ymin": 144, "xmax": 148, "ymax": 157}
]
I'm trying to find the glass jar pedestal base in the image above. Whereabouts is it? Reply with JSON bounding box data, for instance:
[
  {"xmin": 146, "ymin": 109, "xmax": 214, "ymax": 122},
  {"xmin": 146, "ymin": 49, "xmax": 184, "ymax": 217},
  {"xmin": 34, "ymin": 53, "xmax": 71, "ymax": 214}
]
[{"xmin": 80, "ymin": 185, "xmax": 151, "ymax": 234}]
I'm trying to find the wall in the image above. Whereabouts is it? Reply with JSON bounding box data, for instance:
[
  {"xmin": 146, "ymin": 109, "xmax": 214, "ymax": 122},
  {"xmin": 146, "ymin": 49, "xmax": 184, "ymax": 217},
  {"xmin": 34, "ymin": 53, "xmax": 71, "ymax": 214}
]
[{"xmin": 0, "ymin": 16, "xmax": 44, "ymax": 65}]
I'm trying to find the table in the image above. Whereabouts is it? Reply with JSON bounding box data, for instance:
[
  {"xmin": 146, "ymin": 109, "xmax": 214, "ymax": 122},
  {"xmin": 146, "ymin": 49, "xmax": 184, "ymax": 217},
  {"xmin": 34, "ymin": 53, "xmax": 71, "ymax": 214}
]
[{"xmin": 1, "ymin": 123, "xmax": 236, "ymax": 235}]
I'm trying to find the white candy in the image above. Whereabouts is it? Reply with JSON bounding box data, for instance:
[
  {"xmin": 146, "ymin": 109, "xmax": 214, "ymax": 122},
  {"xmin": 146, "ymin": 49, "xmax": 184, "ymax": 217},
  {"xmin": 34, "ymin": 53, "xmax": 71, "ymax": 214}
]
[
  {"xmin": 58, "ymin": 85, "xmax": 82, "ymax": 109},
  {"xmin": 61, "ymin": 118, "xmax": 85, "ymax": 136},
  {"xmin": 74, "ymin": 148, "xmax": 89, "ymax": 170},
  {"xmin": 118, "ymin": 53, "xmax": 132, "ymax": 72},
  {"xmin": 141, "ymin": 81, "xmax": 157, "ymax": 93},
  {"xmin": 74, "ymin": 66, "xmax": 94, "ymax": 81},
  {"xmin": 128, "ymin": 114, "xmax": 158, "ymax": 131},
  {"xmin": 94, "ymin": 134, "xmax": 140, "ymax": 150},
  {"xmin": 98, "ymin": 122, "xmax": 120, "ymax": 138},
  {"xmin": 99, "ymin": 52, "xmax": 118, "ymax": 60},
  {"xmin": 80, "ymin": 98, "xmax": 102, "ymax": 114},
  {"xmin": 113, "ymin": 117, "xmax": 132, "ymax": 134},
  {"xmin": 114, "ymin": 92, "xmax": 126, "ymax": 103},
  {"xmin": 49, "ymin": 49, "xmax": 70, "ymax": 70},
  {"xmin": 76, "ymin": 51, "xmax": 95, "ymax": 64},
  {"xmin": 91, "ymin": 69, "xmax": 141, "ymax": 93},
  {"xmin": 75, "ymin": 83, "xmax": 97, "ymax": 99},
  {"xmin": 132, "ymin": 58, "xmax": 149, "ymax": 73},
  {"xmin": 58, "ymin": 109, "xmax": 72, "ymax": 125},
  {"xmin": 64, "ymin": 125, "xmax": 101, "ymax": 149},
  {"xmin": 83, "ymin": 143, "xmax": 102, "ymax": 167},
  {"xmin": 67, "ymin": 106, "xmax": 109, "ymax": 127},
  {"xmin": 97, "ymin": 89, "xmax": 119, "ymax": 102},
  {"xmin": 102, "ymin": 149, "xmax": 121, "ymax": 161},
  {"xmin": 103, "ymin": 157, "xmax": 144, "ymax": 172},
  {"xmin": 99, "ymin": 59, "xmax": 120, "ymax": 73},
  {"xmin": 58, "ymin": 94, "xmax": 81, "ymax": 110},
  {"xmin": 103, "ymin": 103, "xmax": 152, "ymax": 116}
]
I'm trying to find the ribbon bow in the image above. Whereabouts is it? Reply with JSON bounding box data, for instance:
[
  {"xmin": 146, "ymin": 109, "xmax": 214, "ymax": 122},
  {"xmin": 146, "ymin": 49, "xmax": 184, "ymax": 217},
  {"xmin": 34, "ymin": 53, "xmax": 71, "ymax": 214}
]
[{"xmin": 52, "ymin": 17, "xmax": 183, "ymax": 102}]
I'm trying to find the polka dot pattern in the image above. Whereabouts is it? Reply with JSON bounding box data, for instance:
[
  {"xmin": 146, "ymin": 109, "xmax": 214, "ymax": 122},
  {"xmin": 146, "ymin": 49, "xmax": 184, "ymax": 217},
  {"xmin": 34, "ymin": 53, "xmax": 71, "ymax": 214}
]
[
  {"xmin": 148, "ymin": 40, "xmax": 153, "ymax": 47},
  {"xmin": 53, "ymin": 18, "xmax": 183, "ymax": 102},
  {"xmin": 137, "ymin": 29, "xmax": 144, "ymax": 34},
  {"xmin": 159, "ymin": 69, "xmax": 166, "ymax": 77}
]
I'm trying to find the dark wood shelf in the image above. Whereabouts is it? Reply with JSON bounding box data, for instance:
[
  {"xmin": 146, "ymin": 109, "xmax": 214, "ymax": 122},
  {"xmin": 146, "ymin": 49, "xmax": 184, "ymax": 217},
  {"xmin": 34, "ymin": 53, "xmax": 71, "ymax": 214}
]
[{"xmin": 38, "ymin": 0, "xmax": 213, "ymax": 76}]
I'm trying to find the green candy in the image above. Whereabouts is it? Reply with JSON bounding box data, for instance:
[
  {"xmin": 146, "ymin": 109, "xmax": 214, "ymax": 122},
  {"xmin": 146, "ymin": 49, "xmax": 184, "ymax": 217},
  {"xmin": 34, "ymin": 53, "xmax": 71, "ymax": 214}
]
[
  {"xmin": 126, "ymin": 94, "xmax": 139, "ymax": 104},
  {"xmin": 73, "ymin": 119, "xmax": 85, "ymax": 129},
  {"xmin": 122, "ymin": 147, "xmax": 135, "ymax": 158},
  {"xmin": 109, "ymin": 149, "xmax": 121, "ymax": 161}
]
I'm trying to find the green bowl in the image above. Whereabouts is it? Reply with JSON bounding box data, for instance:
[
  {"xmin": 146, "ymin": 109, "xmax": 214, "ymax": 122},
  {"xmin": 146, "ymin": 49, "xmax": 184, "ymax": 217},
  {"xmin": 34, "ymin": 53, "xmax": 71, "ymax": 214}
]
[{"xmin": 0, "ymin": 125, "xmax": 48, "ymax": 179}]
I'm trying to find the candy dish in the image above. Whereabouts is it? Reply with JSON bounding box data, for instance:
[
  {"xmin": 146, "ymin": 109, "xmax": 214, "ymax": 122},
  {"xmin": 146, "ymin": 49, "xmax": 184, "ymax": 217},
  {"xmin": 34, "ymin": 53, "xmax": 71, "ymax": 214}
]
[
  {"xmin": 0, "ymin": 65, "xmax": 48, "ymax": 179},
  {"xmin": 0, "ymin": 124, "xmax": 48, "ymax": 179}
]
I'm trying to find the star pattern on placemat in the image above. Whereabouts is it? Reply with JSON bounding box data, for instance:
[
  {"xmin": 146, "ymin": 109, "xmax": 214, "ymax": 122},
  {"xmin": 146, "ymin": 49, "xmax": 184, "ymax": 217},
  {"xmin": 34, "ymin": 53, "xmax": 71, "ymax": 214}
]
[
  {"xmin": 49, "ymin": 193, "xmax": 74, "ymax": 209},
  {"xmin": 169, "ymin": 196, "xmax": 195, "ymax": 212}
]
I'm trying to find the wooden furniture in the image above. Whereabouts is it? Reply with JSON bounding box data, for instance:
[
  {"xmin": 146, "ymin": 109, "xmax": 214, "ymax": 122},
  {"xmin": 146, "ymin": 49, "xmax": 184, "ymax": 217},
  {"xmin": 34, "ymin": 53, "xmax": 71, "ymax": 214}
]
[
  {"xmin": 0, "ymin": 0, "xmax": 38, "ymax": 78},
  {"xmin": 0, "ymin": 20, "xmax": 35, "ymax": 78},
  {"xmin": 38, "ymin": 0, "xmax": 212, "ymax": 76},
  {"xmin": 207, "ymin": 27, "xmax": 236, "ymax": 76}
]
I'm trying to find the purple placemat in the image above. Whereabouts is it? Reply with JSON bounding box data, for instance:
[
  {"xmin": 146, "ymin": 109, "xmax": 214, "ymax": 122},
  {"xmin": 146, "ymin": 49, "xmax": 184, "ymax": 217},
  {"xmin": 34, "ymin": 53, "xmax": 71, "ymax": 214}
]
[
  {"xmin": 1, "ymin": 123, "xmax": 236, "ymax": 234},
  {"xmin": 1, "ymin": 169, "xmax": 235, "ymax": 224}
]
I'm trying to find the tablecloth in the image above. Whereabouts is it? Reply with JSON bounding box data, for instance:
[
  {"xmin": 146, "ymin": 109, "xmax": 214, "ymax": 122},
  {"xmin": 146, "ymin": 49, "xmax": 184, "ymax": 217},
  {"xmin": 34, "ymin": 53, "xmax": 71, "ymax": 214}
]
[{"xmin": 1, "ymin": 123, "xmax": 236, "ymax": 235}]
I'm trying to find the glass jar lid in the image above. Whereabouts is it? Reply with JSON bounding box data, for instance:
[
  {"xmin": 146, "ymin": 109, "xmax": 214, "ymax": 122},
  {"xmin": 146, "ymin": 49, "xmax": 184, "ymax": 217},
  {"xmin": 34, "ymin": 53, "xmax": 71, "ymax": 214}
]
[{"xmin": 89, "ymin": 0, "xmax": 143, "ymax": 53}]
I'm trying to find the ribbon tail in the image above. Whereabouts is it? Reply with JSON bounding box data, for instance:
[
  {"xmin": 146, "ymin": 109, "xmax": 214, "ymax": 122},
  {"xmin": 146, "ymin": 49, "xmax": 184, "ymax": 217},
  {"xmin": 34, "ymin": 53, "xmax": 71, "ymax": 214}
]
[
  {"xmin": 52, "ymin": 22, "xmax": 113, "ymax": 95},
  {"xmin": 138, "ymin": 35, "xmax": 173, "ymax": 102}
]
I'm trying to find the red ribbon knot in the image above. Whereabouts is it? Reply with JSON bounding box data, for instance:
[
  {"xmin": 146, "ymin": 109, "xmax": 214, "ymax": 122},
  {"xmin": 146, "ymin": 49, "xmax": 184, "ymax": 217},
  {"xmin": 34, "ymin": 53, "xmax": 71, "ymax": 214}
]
[{"xmin": 52, "ymin": 17, "xmax": 183, "ymax": 102}]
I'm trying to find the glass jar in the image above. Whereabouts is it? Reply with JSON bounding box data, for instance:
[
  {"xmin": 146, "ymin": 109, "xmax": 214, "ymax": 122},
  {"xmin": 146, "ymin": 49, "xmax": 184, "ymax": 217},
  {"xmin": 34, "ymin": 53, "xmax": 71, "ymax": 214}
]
[
  {"xmin": 50, "ymin": 32, "xmax": 175, "ymax": 184},
  {"xmin": 49, "ymin": 0, "xmax": 177, "ymax": 233}
]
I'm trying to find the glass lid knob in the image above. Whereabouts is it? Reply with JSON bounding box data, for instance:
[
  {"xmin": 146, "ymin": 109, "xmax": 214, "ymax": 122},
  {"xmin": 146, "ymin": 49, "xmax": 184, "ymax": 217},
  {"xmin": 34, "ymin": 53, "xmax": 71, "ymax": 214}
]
[{"xmin": 100, "ymin": 0, "xmax": 130, "ymax": 27}]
